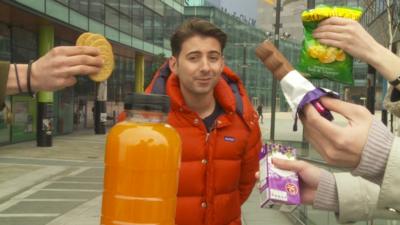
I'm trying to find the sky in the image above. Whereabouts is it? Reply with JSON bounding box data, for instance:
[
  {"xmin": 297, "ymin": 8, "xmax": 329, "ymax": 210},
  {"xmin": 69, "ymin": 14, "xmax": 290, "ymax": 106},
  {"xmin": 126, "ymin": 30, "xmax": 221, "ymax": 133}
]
[{"xmin": 220, "ymin": 0, "xmax": 259, "ymax": 20}]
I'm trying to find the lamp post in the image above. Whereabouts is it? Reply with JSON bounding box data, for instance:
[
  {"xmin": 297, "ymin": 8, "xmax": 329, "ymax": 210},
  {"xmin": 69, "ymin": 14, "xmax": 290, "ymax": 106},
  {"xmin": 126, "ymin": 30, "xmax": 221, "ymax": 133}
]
[
  {"xmin": 269, "ymin": 0, "xmax": 282, "ymax": 142},
  {"xmin": 366, "ymin": 65, "xmax": 376, "ymax": 114},
  {"xmin": 307, "ymin": 0, "xmax": 315, "ymax": 9},
  {"xmin": 233, "ymin": 42, "xmax": 257, "ymax": 92},
  {"xmin": 269, "ymin": 0, "xmax": 314, "ymax": 142}
]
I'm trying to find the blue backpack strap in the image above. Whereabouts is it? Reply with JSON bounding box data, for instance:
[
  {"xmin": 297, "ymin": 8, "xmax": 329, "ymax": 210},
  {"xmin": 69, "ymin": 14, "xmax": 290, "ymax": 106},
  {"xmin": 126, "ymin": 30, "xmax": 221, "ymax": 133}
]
[
  {"xmin": 222, "ymin": 75, "xmax": 243, "ymax": 116},
  {"xmin": 150, "ymin": 63, "xmax": 171, "ymax": 95}
]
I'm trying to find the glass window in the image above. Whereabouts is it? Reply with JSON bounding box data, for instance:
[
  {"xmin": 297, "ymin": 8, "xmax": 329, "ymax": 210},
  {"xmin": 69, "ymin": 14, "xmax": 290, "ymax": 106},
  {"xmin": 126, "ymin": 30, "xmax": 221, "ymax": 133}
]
[
  {"xmin": 55, "ymin": 0, "xmax": 68, "ymax": 6},
  {"xmin": 120, "ymin": 14, "xmax": 132, "ymax": 35},
  {"xmin": 144, "ymin": 7, "xmax": 154, "ymax": 44},
  {"xmin": 107, "ymin": 55, "xmax": 125, "ymax": 101},
  {"xmin": 108, "ymin": 56, "xmax": 118, "ymax": 101},
  {"xmin": 115, "ymin": 57, "xmax": 123, "ymax": 101},
  {"xmin": 105, "ymin": 0, "xmax": 119, "ymax": 10},
  {"xmin": 143, "ymin": 0, "xmax": 155, "ymax": 11},
  {"xmin": 11, "ymin": 27, "xmax": 37, "ymax": 63},
  {"xmin": 132, "ymin": 1, "xmax": 144, "ymax": 39},
  {"xmin": 0, "ymin": 23, "xmax": 10, "ymax": 60},
  {"xmin": 164, "ymin": 5, "xmax": 183, "ymax": 49},
  {"xmin": 74, "ymin": 77, "xmax": 96, "ymax": 99},
  {"xmin": 154, "ymin": 0, "xmax": 164, "ymax": 16},
  {"xmin": 120, "ymin": 0, "xmax": 132, "ymax": 17},
  {"xmin": 145, "ymin": 59, "xmax": 154, "ymax": 87},
  {"xmin": 89, "ymin": 0, "xmax": 105, "ymax": 22},
  {"xmin": 69, "ymin": 0, "xmax": 89, "ymax": 16},
  {"xmin": 154, "ymin": 13, "xmax": 163, "ymax": 47},
  {"xmin": 124, "ymin": 57, "xmax": 134, "ymax": 94},
  {"xmin": 105, "ymin": 5, "xmax": 119, "ymax": 29}
]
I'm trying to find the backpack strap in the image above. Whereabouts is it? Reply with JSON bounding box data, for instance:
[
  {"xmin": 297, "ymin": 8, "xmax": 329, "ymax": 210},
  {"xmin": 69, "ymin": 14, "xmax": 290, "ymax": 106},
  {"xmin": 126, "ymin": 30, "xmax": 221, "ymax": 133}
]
[
  {"xmin": 149, "ymin": 63, "xmax": 171, "ymax": 94},
  {"xmin": 222, "ymin": 75, "xmax": 243, "ymax": 116}
]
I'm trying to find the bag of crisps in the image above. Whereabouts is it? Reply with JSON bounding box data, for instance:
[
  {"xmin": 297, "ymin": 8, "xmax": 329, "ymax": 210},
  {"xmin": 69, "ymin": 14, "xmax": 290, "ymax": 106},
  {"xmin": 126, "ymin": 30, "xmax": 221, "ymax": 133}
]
[{"xmin": 297, "ymin": 5, "xmax": 363, "ymax": 84}]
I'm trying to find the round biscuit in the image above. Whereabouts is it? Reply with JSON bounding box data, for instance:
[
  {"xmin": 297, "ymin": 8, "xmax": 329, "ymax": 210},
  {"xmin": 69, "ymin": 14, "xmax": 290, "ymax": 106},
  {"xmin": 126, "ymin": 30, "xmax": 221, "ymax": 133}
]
[
  {"xmin": 85, "ymin": 33, "xmax": 106, "ymax": 46},
  {"xmin": 76, "ymin": 32, "xmax": 92, "ymax": 46},
  {"xmin": 89, "ymin": 39, "xmax": 114, "ymax": 82}
]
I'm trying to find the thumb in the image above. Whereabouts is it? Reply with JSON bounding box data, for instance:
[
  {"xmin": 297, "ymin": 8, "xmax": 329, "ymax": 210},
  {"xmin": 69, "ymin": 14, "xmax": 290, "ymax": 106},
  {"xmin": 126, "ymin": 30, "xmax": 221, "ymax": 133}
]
[{"xmin": 272, "ymin": 158, "xmax": 305, "ymax": 172}]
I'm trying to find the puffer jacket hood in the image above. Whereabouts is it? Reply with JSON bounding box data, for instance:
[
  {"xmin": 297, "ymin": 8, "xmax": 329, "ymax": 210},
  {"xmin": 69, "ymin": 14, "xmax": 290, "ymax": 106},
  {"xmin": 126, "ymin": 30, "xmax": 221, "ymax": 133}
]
[{"xmin": 146, "ymin": 62, "xmax": 258, "ymax": 131}]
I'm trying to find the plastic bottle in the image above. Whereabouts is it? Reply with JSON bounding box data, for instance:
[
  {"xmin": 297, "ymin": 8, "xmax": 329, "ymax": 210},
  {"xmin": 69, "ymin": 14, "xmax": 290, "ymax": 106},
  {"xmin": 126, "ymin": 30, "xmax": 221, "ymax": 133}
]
[{"xmin": 101, "ymin": 93, "xmax": 181, "ymax": 225}]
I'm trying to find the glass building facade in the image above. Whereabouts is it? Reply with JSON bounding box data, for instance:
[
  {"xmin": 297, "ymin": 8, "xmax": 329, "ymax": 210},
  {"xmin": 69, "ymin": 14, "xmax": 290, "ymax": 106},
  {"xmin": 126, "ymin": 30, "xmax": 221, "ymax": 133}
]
[
  {"xmin": 185, "ymin": 0, "xmax": 222, "ymax": 7},
  {"xmin": 315, "ymin": 0, "xmax": 363, "ymax": 6},
  {"xmin": 0, "ymin": 0, "xmax": 184, "ymax": 144}
]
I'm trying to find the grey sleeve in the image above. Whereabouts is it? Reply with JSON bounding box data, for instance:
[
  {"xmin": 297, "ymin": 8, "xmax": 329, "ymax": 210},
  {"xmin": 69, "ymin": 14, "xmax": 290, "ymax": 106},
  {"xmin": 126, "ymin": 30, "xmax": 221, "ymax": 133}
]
[{"xmin": 352, "ymin": 118, "xmax": 394, "ymax": 185}]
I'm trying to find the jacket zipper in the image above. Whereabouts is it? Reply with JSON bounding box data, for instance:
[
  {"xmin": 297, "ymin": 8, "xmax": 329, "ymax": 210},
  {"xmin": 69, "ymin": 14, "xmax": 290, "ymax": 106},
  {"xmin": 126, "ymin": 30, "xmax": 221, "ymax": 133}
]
[
  {"xmin": 205, "ymin": 132, "xmax": 210, "ymax": 143},
  {"xmin": 204, "ymin": 120, "xmax": 219, "ymax": 224}
]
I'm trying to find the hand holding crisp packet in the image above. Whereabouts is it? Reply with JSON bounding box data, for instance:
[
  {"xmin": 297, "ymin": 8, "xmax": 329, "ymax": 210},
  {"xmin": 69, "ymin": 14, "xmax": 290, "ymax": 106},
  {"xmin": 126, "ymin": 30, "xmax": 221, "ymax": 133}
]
[{"xmin": 297, "ymin": 5, "xmax": 363, "ymax": 84}]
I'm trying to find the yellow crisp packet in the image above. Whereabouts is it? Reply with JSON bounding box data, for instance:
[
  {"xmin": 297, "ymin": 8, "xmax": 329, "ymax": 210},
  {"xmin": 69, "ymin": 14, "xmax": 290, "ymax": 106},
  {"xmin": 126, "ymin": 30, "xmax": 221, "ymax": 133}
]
[
  {"xmin": 76, "ymin": 32, "xmax": 115, "ymax": 82},
  {"xmin": 302, "ymin": 6, "xmax": 363, "ymax": 22},
  {"xmin": 297, "ymin": 5, "xmax": 363, "ymax": 84}
]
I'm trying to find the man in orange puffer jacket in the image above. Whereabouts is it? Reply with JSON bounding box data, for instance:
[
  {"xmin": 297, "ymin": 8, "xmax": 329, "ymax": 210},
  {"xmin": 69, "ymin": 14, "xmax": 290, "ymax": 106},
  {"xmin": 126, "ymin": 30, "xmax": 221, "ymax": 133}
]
[{"xmin": 145, "ymin": 18, "xmax": 262, "ymax": 225}]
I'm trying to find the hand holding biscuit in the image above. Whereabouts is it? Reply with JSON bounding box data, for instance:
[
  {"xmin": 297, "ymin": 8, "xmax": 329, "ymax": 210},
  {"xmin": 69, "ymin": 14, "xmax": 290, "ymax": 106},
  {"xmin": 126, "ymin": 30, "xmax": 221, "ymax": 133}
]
[
  {"xmin": 76, "ymin": 32, "xmax": 115, "ymax": 82},
  {"xmin": 30, "ymin": 45, "xmax": 103, "ymax": 92}
]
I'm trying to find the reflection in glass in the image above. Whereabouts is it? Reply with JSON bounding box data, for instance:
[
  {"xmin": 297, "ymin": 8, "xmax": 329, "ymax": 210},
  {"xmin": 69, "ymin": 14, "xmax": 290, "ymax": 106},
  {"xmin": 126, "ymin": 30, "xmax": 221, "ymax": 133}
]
[
  {"xmin": 105, "ymin": 5, "xmax": 119, "ymax": 29},
  {"xmin": 132, "ymin": 1, "xmax": 144, "ymax": 39},
  {"xmin": 70, "ymin": 0, "xmax": 89, "ymax": 16},
  {"xmin": 144, "ymin": 7, "xmax": 154, "ymax": 44},
  {"xmin": 120, "ymin": 14, "xmax": 132, "ymax": 35},
  {"xmin": 89, "ymin": 0, "xmax": 105, "ymax": 22}
]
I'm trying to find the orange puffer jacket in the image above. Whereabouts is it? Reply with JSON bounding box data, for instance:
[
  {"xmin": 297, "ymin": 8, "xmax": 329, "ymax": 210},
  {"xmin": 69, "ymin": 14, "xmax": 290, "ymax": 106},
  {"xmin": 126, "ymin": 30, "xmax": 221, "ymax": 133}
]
[{"xmin": 145, "ymin": 63, "xmax": 262, "ymax": 225}]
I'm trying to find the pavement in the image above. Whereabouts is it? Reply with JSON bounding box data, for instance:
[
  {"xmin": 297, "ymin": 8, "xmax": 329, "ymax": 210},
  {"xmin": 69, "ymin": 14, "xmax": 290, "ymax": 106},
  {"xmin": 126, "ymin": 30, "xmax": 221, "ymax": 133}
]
[
  {"xmin": 0, "ymin": 111, "xmax": 383, "ymax": 225},
  {"xmin": 0, "ymin": 131, "xmax": 104, "ymax": 225}
]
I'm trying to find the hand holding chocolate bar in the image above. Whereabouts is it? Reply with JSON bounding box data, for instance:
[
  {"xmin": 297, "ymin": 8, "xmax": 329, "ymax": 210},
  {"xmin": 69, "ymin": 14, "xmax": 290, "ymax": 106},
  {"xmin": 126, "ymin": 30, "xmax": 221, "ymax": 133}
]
[
  {"xmin": 255, "ymin": 40, "xmax": 335, "ymax": 127},
  {"xmin": 301, "ymin": 97, "xmax": 372, "ymax": 168}
]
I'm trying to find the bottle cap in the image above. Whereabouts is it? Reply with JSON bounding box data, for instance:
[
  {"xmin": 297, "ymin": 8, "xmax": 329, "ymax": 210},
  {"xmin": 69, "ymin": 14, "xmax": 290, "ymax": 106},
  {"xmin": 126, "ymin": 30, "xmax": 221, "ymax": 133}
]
[{"xmin": 124, "ymin": 93, "xmax": 170, "ymax": 113}]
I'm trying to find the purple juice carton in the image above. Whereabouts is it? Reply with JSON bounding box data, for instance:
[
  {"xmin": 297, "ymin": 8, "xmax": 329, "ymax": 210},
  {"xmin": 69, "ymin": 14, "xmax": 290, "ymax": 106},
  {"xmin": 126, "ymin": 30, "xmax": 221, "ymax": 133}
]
[{"xmin": 259, "ymin": 144, "xmax": 300, "ymax": 208}]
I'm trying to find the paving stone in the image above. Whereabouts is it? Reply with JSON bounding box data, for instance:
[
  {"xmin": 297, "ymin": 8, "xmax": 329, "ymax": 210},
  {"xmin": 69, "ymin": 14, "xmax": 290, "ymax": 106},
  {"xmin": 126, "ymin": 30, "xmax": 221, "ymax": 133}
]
[
  {"xmin": 2, "ymin": 201, "xmax": 83, "ymax": 214},
  {"xmin": 25, "ymin": 190, "xmax": 100, "ymax": 200},
  {"xmin": 55, "ymin": 177, "xmax": 102, "ymax": 183},
  {"xmin": 0, "ymin": 165, "xmax": 41, "ymax": 183},
  {"xmin": 0, "ymin": 217, "xmax": 55, "ymax": 225},
  {"xmin": 43, "ymin": 182, "xmax": 103, "ymax": 190},
  {"xmin": 74, "ymin": 168, "xmax": 104, "ymax": 177}
]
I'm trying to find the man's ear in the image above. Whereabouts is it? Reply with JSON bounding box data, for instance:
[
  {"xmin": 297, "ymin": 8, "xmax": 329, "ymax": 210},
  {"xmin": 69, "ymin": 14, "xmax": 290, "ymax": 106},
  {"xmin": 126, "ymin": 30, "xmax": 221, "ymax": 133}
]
[{"xmin": 169, "ymin": 56, "xmax": 178, "ymax": 75}]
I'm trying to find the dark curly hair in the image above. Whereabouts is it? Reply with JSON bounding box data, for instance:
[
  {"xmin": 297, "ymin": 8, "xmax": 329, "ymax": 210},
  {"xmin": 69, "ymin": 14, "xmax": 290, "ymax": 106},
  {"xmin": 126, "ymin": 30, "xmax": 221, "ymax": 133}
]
[{"xmin": 170, "ymin": 18, "xmax": 227, "ymax": 57}]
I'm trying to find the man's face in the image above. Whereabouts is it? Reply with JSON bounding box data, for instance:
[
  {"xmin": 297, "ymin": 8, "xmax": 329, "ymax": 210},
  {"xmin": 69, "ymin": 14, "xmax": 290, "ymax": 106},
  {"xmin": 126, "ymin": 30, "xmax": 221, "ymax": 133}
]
[{"xmin": 169, "ymin": 35, "xmax": 224, "ymax": 98}]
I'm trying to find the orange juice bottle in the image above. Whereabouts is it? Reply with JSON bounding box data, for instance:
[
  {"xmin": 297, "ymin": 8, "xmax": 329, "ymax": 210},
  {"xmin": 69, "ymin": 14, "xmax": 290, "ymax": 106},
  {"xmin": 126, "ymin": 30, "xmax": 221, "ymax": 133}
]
[{"xmin": 101, "ymin": 93, "xmax": 181, "ymax": 225}]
